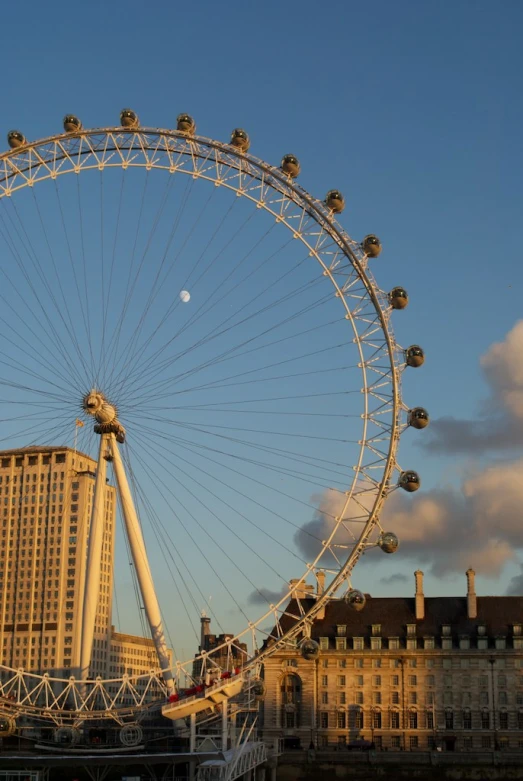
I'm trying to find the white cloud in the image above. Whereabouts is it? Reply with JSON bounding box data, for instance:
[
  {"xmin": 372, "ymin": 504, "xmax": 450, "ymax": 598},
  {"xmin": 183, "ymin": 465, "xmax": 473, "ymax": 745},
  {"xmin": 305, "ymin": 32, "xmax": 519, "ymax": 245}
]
[{"xmin": 424, "ymin": 320, "xmax": 523, "ymax": 454}]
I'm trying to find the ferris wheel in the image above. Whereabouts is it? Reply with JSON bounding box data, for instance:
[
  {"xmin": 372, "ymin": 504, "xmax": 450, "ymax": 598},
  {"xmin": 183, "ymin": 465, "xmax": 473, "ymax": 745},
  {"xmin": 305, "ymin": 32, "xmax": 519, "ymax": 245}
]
[{"xmin": 0, "ymin": 110, "xmax": 427, "ymax": 737}]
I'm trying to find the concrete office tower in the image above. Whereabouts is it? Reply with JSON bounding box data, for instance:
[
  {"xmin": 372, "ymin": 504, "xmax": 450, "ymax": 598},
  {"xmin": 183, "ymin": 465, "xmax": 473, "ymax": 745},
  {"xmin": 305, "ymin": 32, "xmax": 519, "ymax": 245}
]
[{"xmin": 0, "ymin": 446, "xmax": 116, "ymax": 677}]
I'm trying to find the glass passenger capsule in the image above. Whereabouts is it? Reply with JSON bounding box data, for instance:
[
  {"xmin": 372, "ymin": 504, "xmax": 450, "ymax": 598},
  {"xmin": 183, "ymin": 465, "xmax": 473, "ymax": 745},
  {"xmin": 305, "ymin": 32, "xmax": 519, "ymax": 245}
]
[
  {"xmin": 344, "ymin": 589, "xmax": 366, "ymax": 611},
  {"xmin": 378, "ymin": 531, "xmax": 399, "ymax": 554},
  {"xmin": 177, "ymin": 113, "xmax": 196, "ymax": 134},
  {"xmin": 252, "ymin": 679, "xmax": 267, "ymax": 700},
  {"xmin": 362, "ymin": 235, "xmax": 382, "ymax": 257},
  {"xmin": 0, "ymin": 715, "xmax": 15, "ymax": 737},
  {"xmin": 281, "ymin": 154, "xmax": 300, "ymax": 178},
  {"xmin": 54, "ymin": 726, "xmax": 80, "ymax": 745},
  {"xmin": 63, "ymin": 115, "xmax": 82, "ymax": 133},
  {"xmin": 399, "ymin": 470, "xmax": 421, "ymax": 492},
  {"xmin": 299, "ymin": 637, "xmax": 320, "ymax": 660},
  {"xmin": 7, "ymin": 130, "xmax": 26, "ymax": 149},
  {"xmin": 120, "ymin": 109, "xmax": 139, "ymax": 129},
  {"xmin": 408, "ymin": 407, "xmax": 430, "ymax": 429},
  {"xmin": 325, "ymin": 190, "xmax": 345, "ymax": 213},
  {"xmin": 230, "ymin": 128, "xmax": 250, "ymax": 152},
  {"xmin": 405, "ymin": 345, "xmax": 425, "ymax": 368},
  {"xmin": 388, "ymin": 286, "xmax": 409, "ymax": 310}
]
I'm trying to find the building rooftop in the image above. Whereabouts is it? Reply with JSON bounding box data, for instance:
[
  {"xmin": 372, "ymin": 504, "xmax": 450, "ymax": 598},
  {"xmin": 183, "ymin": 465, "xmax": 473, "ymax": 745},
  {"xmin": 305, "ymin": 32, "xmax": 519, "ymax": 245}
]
[
  {"xmin": 0, "ymin": 445, "xmax": 94, "ymax": 460},
  {"xmin": 273, "ymin": 595, "xmax": 523, "ymax": 648}
]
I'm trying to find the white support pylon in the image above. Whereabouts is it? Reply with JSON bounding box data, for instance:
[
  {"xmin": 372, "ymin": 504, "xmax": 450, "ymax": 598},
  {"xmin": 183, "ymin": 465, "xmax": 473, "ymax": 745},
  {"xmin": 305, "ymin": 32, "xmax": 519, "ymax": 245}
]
[
  {"xmin": 109, "ymin": 434, "xmax": 175, "ymax": 692},
  {"xmin": 79, "ymin": 434, "xmax": 109, "ymax": 681}
]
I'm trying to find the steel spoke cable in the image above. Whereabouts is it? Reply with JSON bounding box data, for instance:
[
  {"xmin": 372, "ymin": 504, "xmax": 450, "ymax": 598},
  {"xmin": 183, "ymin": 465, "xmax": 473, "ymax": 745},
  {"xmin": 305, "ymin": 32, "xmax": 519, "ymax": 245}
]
[
  {"xmin": 115, "ymin": 248, "xmax": 316, "ymax": 398},
  {"xmin": 137, "ymin": 229, "xmax": 294, "ymax": 384},
  {"xmin": 107, "ymin": 179, "xmax": 214, "ymax": 392},
  {"xmin": 103, "ymin": 170, "xmax": 183, "ymax": 387},
  {"xmin": 99, "ymin": 171, "xmax": 107, "ymax": 386},
  {"xmin": 8, "ymin": 188, "xmax": 89, "ymax": 384},
  {"xmin": 132, "ymin": 428, "xmax": 310, "ymax": 575},
  {"xmin": 101, "ymin": 168, "xmax": 151, "ymax": 387},
  {"xmin": 138, "ymin": 425, "xmax": 349, "ymax": 491},
  {"xmin": 122, "ymin": 454, "xmax": 225, "ymax": 639},
  {"xmin": 121, "ymin": 447, "xmax": 178, "ymax": 657},
  {"xmin": 123, "ymin": 443, "xmax": 226, "ymax": 637},
  {"xmin": 112, "ymin": 184, "xmax": 242, "ymax": 394},
  {"xmin": 0, "ymin": 206, "xmax": 88, "ymax": 394},
  {"xmin": 133, "ymin": 427, "xmax": 345, "ymax": 539},
  {"xmin": 126, "ymin": 330, "xmax": 351, "ymax": 402},
  {"xmin": 102, "ymin": 172, "xmax": 126, "ymax": 383},
  {"xmin": 0, "ymin": 378, "xmax": 74, "ymax": 403},
  {"xmin": 122, "ymin": 458, "xmax": 206, "ymax": 647},
  {"xmin": 29, "ymin": 188, "xmax": 93, "ymax": 386},
  {"xmin": 125, "ymin": 442, "xmax": 254, "ymax": 625},
  {"xmin": 130, "ymin": 437, "xmax": 287, "ymax": 613},
  {"xmin": 0, "ymin": 307, "xmax": 83, "ymax": 394},
  {"xmin": 68, "ymin": 178, "xmax": 96, "ymax": 381},
  {"xmin": 122, "ymin": 306, "xmax": 340, "ymax": 407},
  {"xmin": 0, "ymin": 256, "xmax": 87, "ymax": 394},
  {"xmin": 0, "ymin": 349, "xmax": 81, "ymax": 397},
  {"xmin": 104, "ymin": 172, "xmax": 192, "ymax": 392},
  {"xmin": 133, "ymin": 424, "xmax": 326, "ymax": 542},
  {"xmin": 133, "ymin": 404, "xmax": 353, "ymax": 478},
  {"xmin": 136, "ymin": 412, "xmax": 351, "ymax": 475},
  {"xmin": 121, "ymin": 315, "xmax": 346, "ymax": 406},
  {"xmin": 116, "ymin": 204, "xmax": 271, "ymax": 392},
  {"xmin": 117, "ymin": 268, "xmax": 331, "ymax": 404}
]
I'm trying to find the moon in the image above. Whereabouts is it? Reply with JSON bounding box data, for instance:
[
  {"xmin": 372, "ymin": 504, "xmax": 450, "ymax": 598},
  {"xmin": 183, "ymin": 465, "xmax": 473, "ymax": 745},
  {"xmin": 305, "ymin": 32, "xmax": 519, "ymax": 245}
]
[{"xmin": 179, "ymin": 290, "xmax": 191, "ymax": 303}]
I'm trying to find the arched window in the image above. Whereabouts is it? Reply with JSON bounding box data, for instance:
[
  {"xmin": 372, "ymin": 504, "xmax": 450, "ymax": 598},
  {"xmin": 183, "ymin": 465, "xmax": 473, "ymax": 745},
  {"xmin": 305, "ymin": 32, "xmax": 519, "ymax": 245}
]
[{"xmin": 280, "ymin": 673, "xmax": 301, "ymax": 729}]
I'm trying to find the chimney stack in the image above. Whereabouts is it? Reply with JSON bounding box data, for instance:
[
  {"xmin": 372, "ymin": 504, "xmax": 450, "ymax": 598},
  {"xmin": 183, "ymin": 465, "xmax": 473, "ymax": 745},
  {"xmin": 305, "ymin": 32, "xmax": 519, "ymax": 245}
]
[
  {"xmin": 316, "ymin": 570, "xmax": 325, "ymax": 596},
  {"xmin": 466, "ymin": 568, "xmax": 477, "ymax": 619},
  {"xmin": 290, "ymin": 578, "xmax": 307, "ymax": 599},
  {"xmin": 200, "ymin": 610, "xmax": 211, "ymax": 651},
  {"xmin": 414, "ymin": 570, "xmax": 425, "ymax": 620}
]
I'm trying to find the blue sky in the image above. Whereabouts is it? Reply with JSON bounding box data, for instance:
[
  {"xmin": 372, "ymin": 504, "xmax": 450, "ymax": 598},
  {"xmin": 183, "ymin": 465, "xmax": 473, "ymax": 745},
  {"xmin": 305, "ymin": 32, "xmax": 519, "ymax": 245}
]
[{"xmin": 1, "ymin": 0, "xmax": 522, "ymax": 656}]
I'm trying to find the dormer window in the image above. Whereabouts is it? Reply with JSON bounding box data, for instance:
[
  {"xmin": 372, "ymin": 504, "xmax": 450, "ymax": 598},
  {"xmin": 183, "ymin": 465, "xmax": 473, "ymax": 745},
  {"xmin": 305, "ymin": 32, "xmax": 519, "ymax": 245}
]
[
  {"xmin": 442, "ymin": 625, "xmax": 451, "ymax": 636},
  {"xmin": 336, "ymin": 625, "xmax": 346, "ymax": 636},
  {"xmin": 372, "ymin": 624, "xmax": 381, "ymax": 636},
  {"xmin": 407, "ymin": 624, "xmax": 416, "ymax": 636},
  {"xmin": 514, "ymin": 624, "xmax": 522, "ymax": 636},
  {"xmin": 477, "ymin": 624, "xmax": 486, "ymax": 636}
]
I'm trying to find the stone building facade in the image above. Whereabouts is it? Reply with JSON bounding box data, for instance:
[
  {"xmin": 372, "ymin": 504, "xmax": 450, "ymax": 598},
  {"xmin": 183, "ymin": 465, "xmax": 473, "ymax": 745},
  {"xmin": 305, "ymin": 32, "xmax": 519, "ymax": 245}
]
[
  {"xmin": 0, "ymin": 445, "xmax": 171, "ymax": 689},
  {"xmin": 0, "ymin": 446, "xmax": 115, "ymax": 678},
  {"xmin": 262, "ymin": 571, "xmax": 523, "ymax": 752}
]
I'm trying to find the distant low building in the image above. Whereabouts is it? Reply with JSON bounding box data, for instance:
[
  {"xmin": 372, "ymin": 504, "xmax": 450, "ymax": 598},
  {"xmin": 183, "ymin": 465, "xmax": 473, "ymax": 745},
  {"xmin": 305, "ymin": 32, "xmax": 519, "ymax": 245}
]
[
  {"xmin": 192, "ymin": 612, "xmax": 248, "ymax": 680},
  {"xmin": 262, "ymin": 570, "xmax": 523, "ymax": 752}
]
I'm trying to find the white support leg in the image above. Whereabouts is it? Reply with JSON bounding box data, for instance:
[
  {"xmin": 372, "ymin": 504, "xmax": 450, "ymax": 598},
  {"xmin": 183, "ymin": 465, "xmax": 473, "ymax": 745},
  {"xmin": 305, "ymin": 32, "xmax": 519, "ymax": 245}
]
[
  {"xmin": 79, "ymin": 434, "xmax": 109, "ymax": 680},
  {"xmin": 222, "ymin": 699, "xmax": 228, "ymax": 751},
  {"xmin": 190, "ymin": 711, "xmax": 196, "ymax": 753},
  {"xmin": 109, "ymin": 435, "xmax": 174, "ymax": 691}
]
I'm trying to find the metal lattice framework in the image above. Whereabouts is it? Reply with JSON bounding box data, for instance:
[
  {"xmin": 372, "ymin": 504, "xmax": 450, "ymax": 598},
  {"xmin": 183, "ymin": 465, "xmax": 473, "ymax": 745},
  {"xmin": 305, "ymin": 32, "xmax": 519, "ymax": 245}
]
[{"xmin": 0, "ymin": 122, "xmax": 422, "ymax": 727}]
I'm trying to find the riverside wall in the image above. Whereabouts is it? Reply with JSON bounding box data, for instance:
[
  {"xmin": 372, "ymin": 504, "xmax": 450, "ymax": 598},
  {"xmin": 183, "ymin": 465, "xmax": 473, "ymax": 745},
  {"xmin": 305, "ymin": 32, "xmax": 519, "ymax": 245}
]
[{"xmin": 275, "ymin": 750, "xmax": 523, "ymax": 780}]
